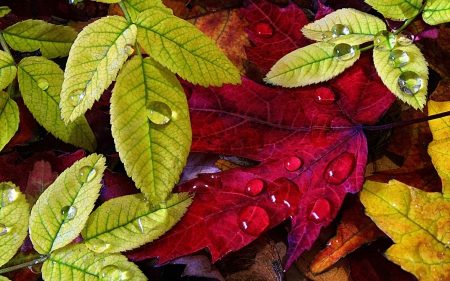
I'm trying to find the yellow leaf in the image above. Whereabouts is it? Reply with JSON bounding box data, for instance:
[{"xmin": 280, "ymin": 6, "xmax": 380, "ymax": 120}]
[
  {"xmin": 0, "ymin": 50, "xmax": 16, "ymax": 90},
  {"xmin": 122, "ymin": 0, "xmax": 172, "ymax": 22},
  {"xmin": 0, "ymin": 6, "xmax": 11, "ymax": 18},
  {"xmin": 0, "ymin": 91, "xmax": 19, "ymax": 151},
  {"xmin": 60, "ymin": 16, "xmax": 136, "ymax": 123},
  {"xmin": 364, "ymin": 0, "xmax": 422, "ymax": 20},
  {"xmin": 423, "ymin": 1, "xmax": 450, "ymax": 29}
]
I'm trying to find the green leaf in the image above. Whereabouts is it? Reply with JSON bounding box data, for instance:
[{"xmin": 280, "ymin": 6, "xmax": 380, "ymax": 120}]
[
  {"xmin": 82, "ymin": 192, "xmax": 192, "ymax": 253},
  {"xmin": 42, "ymin": 244, "xmax": 146, "ymax": 281},
  {"xmin": 0, "ymin": 6, "xmax": 11, "ymax": 18},
  {"xmin": 264, "ymin": 42, "xmax": 360, "ymax": 87},
  {"xmin": 0, "ymin": 51, "xmax": 16, "ymax": 90},
  {"xmin": 301, "ymin": 8, "xmax": 386, "ymax": 45},
  {"xmin": 91, "ymin": 0, "xmax": 120, "ymax": 3},
  {"xmin": 123, "ymin": 0, "xmax": 172, "ymax": 22},
  {"xmin": 111, "ymin": 56, "xmax": 191, "ymax": 201},
  {"xmin": 372, "ymin": 44, "xmax": 428, "ymax": 110},
  {"xmin": 60, "ymin": 16, "xmax": 136, "ymax": 123},
  {"xmin": 0, "ymin": 182, "xmax": 29, "ymax": 267},
  {"xmin": 3, "ymin": 20, "xmax": 77, "ymax": 58},
  {"xmin": 423, "ymin": 0, "xmax": 450, "ymax": 25},
  {"xmin": 135, "ymin": 8, "xmax": 241, "ymax": 87},
  {"xmin": 29, "ymin": 154, "xmax": 106, "ymax": 254},
  {"xmin": 364, "ymin": 0, "xmax": 422, "ymax": 20},
  {"xmin": 0, "ymin": 91, "xmax": 19, "ymax": 151},
  {"xmin": 18, "ymin": 57, "xmax": 97, "ymax": 152}
]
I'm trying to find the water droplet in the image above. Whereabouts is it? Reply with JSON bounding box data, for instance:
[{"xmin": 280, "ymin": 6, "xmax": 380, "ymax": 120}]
[
  {"xmin": 78, "ymin": 166, "xmax": 97, "ymax": 183},
  {"xmin": 61, "ymin": 206, "xmax": 77, "ymax": 221},
  {"xmin": 186, "ymin": 174, "xmax": 222, "ymax": 193},
  {"xmin": 284, "ymin": 156, "xmax": 302, "ymax": 171},
  {"xmin": 68, "ymin": 90, "xmax": 85, "ymax": 107},
  {"xmin": 267, "ymin": 177, "xmax": 303, "ymax": 214},
  {"xmin": 238, "ymin": 205, "xmax": 270, "ymax": 236},
  {"xmin": 134, "ymin": 218, "xmax": 144, "ymax": 233},
  {"xmin": 313, "ymin": 87, "xmax": 335, "ymax": 104},
  {"xmin": 397, "ymin": 30, "xmax": 414, "ymax": 45},
  {"xmin": 308, "ymin": 198, "xmax": 331, "ymax": 223},
  {"xmin": 28, "ymin": 263, "xmax": 42, "ymax": 274},
  {"xmin": 333, "ymin": 43, "xmax": 358, "ymax": 61},
  {"xmin": 323, "ymin": 152, "xmax": 356, "ymax": 185},
  {"xmin": 331, "ymin": 24, "xmax": 350, "ymax": 37},
  {"xmin": 0, "ymin": 223, "xmax": 8, "ymax": 236},
  {"xmin": 398, "ymin": 71, "xmax": 422, "ymax": 95},
  {"xmin": 1, "ymin": 184, "xmax": 19, "ymax": 207},
  {"xmin": 100, "ymin": 265, "xmax": 121, "ymax": 280},
  {"xmin": 254, "ymin": 23, "xmax": 274, "ymax": 38},
  {"xmin": 389, "ymin": 49, "xmax": 409, "ymax": 67},
  {"xmin": 88, "ymin": 238, "xmax": 111, "ymax": 253},
  {"xmin": 147, "ymin": 101, "xmax": 172, "ymax": 125},
  {"xmin": 37, "ymin": 78, "xmax": 49, "ymax": 91},
  {"xmin": 374, "ymin": 30, "xmax": 396, "ymax": 51},
  {"xmin": 245, "ymin": 178, "xmax": 265, "ymax": 196},
  {"xmin": 321, "ymin": 31, "xmax": 335, "ymax": 41}
]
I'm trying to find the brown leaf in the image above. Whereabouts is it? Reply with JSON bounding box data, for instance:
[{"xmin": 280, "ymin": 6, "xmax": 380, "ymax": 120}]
[
  {"xmin": 420, "ymin": 24, "xmax": 450, "ymax": 78},
  {"xmin": 169, "ymin": 254, "xmax": 225, "ymax": 281}
]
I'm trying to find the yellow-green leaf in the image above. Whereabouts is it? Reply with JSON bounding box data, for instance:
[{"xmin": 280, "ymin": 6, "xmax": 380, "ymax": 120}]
[
  {"xmin": 82, "ymin": 192, "xmax": 192, "ymax": 253},
  {"xmin": 264, "ymin": 42, "xmax": 360, "ymax": 87},
  {"xmin": 301, "ymin": 8, "xmax": 386, "ymax": 45},
  {"xmin": 0, "ymin": 51, "xmax": 16, "ymax": 89},
  {"xmin": 135, "ymin": 8, "xmax": 241, "ymax": 87},
  {"xmin": 60, "ymin": 16, "xmax": 136, "ymax": 123},
  {"xmin": 0, "ymin": 91, "xmax": 19, "ymax": 151},
  {"xmin": 91, "ymin": 0, "xmax": 120, "ymax": 3},
  {"xmin": 364, "ymin": 0, "xmax": 422, "ymax": 20},
  {"xmin": 0, "ymin": 182, "xmax": 29, "ymax": 267},
  {"xmin": 42, "ymin": 244, "xmax": 146, "ymax": 281},
  {"xmin": 29, "ymin": 154, "xmax": 106, "ymax": 254},
  {"xmin": 361, "ymin": 180, "xmax": 450, "ymax": 281},
  {"xmin": 123, "ymin": 0, "xmax": 172, "ymax": 22},
  {"xmin": 3, "ymin": 20, "xmax": 77, "ymax": 58},
  {"xmin": 372, "ymin": 44, "xmax": 428, "ymax": 110},
  {"xmin": 18, "ymin": 57, "xmax": 96, "ymax": 152},
  {"xmin": 423, "ymin": 0, "xmax": 450, "ymax": 25},
  {"xmin": 111, "ymin": 56, "xmax": 191, "ymax": 201},
  {"xmin": 0, "ymin": 6, "xmax": 11, "ymax": 18}
]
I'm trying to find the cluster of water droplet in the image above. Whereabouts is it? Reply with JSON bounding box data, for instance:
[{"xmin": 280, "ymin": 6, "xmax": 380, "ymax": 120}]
[
  {"xmin": 321, "ymin": 24, "xmax": 359, "ymax": 61},
  {"xmin": 374, "ymin": 30, "xmax": 421, "ymax": 95},
  {"xmin": 0, "ymin": 183, "xmax": 19, "ymax": 237}
]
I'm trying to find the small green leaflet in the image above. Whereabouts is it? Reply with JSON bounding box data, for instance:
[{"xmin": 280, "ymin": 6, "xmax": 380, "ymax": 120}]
[
  {"xmin": 0, "ymin": 182, "xmax": 29, "ymax": 267},
  {"xmin": 0, "ymin": 50, "xmax": 16, "ymax": 89},
  {"xmin": 60, "ymin": 16, "xmax": 136, "ymax": 123},
  {"xmin": 301, "ymin": 8, "xmax": 386, "ymax": 45},
  {"xmin": 364, "ymin": 0, "xmax": 422, "ymax": 20},
  {"xmin": 136, "ymin": 8, "xmax": 241, "ymax": 87},
  {"xmin": 0, "ymin": 276, "xmax": 10, "ymax": 281},
  {"xmin": 82, "ymin": 193, "xmax": 192, "ymax": 253},
  {"xmin": 265, "ymin": 42, "xmax": 360, "ymax": 87},
  {"xmin": 123, "ymin": 0, "xmax": 172, "ymax": 22},
  {"xmin": 3, "ymin": 20, "xmax": 77, "ymax": 58},
  {"xmin": 111, "ymin": 56, "xmax": 191, "ymax": 202},
  {"xmin": 372, "ymin": 44, "xmax": 428, "ymax": 110},
  {"xmin": 0, "ymin": 6, "xmax": 11, "ymax": 18},
  {"xmin": 18, "ymin": 57, "xmax": 97, "ymax": 152},
  {"xmin": 29, "ymin": 154, "xmax": 106, "ymax": 254},
  {"xmin": 42, "ymin": 244, "xmax": 146, "ymax": 281},
  {"xmin": 0, "ymin": 91, "xmax": 19, "ymax": 151},
  {"xmin": 423, "ymin": 0, "xmax": 450, "ymax": 25}
]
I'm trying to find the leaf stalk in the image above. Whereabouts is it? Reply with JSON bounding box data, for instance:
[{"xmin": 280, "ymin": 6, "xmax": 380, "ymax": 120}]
[
  {"xmin": 362, "ymin": 110, "xmax": 450, "ymax": 131},
  {"xmin": 118, "ymin": 1, "xmax": 132, "ymax": 23},
  {"xmin": 0, "ymin": 255, "xmax": 48, "ymax": 274}
]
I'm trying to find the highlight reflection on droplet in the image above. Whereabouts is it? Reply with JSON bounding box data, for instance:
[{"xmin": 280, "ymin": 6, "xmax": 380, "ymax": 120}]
[{"xmin": 237, "ymin": 205, "xmax": 270, "ymax": 236}]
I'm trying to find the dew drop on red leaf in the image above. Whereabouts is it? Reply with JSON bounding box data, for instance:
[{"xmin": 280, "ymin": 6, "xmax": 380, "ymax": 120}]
[
  {"xmin": 313, "ymin": 87, "xmax": 336, "ymax": 105},
  {"xmin": 238, "ymin": 205, "xmax": 270, "ymax": 236},
  {"xmin": 267, "ymin": 177, "xmax": 303, "ymax": 213},
  {"xmin": 324, "ymin": 152, "xmax": 356, "ymax": 185},
  {"xmin": 184, "ymin": 174, "xmax": 223, "ymax": 193},
  {"xmin": 284, "ymin": 156, "xmax": 303, "ymax": 171},
  {"xmin": 308, "ymin": 198, "xmax": 331, "ymax": 223},
  {"xmin": 253, "ymin": 22, "xmax": 274, "ymax": 38},
  {"xmin": 245, "ymin": 178, "xmax": 265, "ymax": 196}
]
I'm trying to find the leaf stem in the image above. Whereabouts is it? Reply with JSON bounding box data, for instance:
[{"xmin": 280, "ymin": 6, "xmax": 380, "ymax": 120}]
[
  {"xmin": 0, "ymin": 32, "xmax": 11, "ymax": 56},
  {"xmin": 359, "ymin": 44, "xmax": 374, "ymax": 52},
  {"xmin": 362, "ymin": 110, "xmax": 450, "ymax": 131},
  {"xmin": 0, "ymin": 255, "xmax": 48, "ymax": 274},
  {"xmin": 118, "ymin": 1, "xmax": 132, "ymax": 23}
]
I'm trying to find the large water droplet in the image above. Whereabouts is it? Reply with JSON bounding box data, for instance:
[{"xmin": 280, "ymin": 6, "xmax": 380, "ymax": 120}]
[
  {"xmin": 397, "ymin": 30, "xmax": 414, "ymax": 45},
  {"xmin": 245, "ymin": 178, "xmax": 265, "ymax": 196},
  {"xmin": 254, "ymin": 22, "xmax": 274, "ymax": 38},
  {"xmin": 308, "ymin": 198, "xmax": 331, "ymax": 223},
  {"xmin": 78, "ymin": 166, "xmax": 97, "ymax": 183},
  {"xmin": 398, "ymin": 71, "xmax": 422, "ymax": 95},
  {"xmin": 100, "ymin": 265, "xmax": 123, "ymax": 281},
  {"xmin": 267, "ymin": 177, "xmax": 303, "ymax": 214},
  {"xmin": 134, "ymin": 218, "xmax": 144, "ymax": 233},
  {"xmin": 0, "ymin": 223, "xmax": 8, "ymax": 236},
  {"xmin": 238, "ymin": 205, "xmax": 270, "ymax": 236},
  {"xmin": 185, "ymin": 174, "xmax": 222, "ymax": 193},
  {"xmin": 147, "ymin": 101, "xmax": 172, "ymax": 125},
  {"xmin": 88, "ymin": 238, "xmax": 111, "ymax": 253},
  {"xmin": 61, "ymin": 206, "xmax": 77, "ymax": 221},
  {"xmin": 333, "ymin": 43, "xmax": 358, "ymax": 61},
  {"xmin": 389, "ymin": 49, "xmax": 409, "ymax": 67},
  {"xmin": 284, "ymin": 156, "xmax": 302, "ymax": 171},
  {"xmin": 324, "ymin": 152, "xmax": 356, "ymax": 185},
  {"xmin": 321, "ymin": 31, "xmax": 335, "ymax": 41},
  {"xmin": 1, "ymin": 183, "xmax": 19, "ymax": 207},
  {"xmin": 331, "ymin": 24, "xmax": 350, "ymax": 37},
  {"xmin": 37, "ymin": 78, "xmax": 49, "ymax": 91},
  {"xmin": 68, "ymin": 90, "xmax": 85, "ymax": 107},
  {"xmin": 374, "ymin": 30, "xmax": 396, "ymax": 51},
  {"xmin": 313, "ymin": 87, "xmax": 335, "ymax": 105}
]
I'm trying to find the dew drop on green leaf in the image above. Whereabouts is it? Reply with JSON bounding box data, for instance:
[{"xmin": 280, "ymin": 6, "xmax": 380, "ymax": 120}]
[
  {"xmin": 37, "ymin": 78, "xmax": 49, "ymax": 91},
  {"xmin": 68, "ymin": 90, "xmax": 85, "ymax": 107},
  {"xmin": 1, "ymin": 183, "xmax": 18, "ymax": 207},
  {"xmin": 146, "ymin": 101, "xmax": 172, "ymax": 125},
  {"xmin": 61, "ymin": 205, "xmax": 77, "ymax": 221},
  {"xmin": 87, "ymin": 238, "xmax": 111, "ymax": 253},
  {"xmin": 374, "ymin": 30, "xmax": 396, "ymax": 51},
  {"xmin": 333, "ymin": 43, "xmax": 358, "ymax": 61},
  {"xmin": 133, "ymin": 218, "xmax": 144, "ymax": 234},
  {"xmin": 0, "ymin": 223, "xmax": 8, "ymax": 236},
  {"xmin": 77, "ymin": 166, "xmax": 97, "ymax": 183},
  {"xmin": 398, "ymin": 71, "xmax": 422, "ymax": 95},
  {"xmin": 397, "ymin": 30, "xmax": 414, "ymax": 45},
  {"xmin": 331, "ymin": 24, "xmax": 350, "ymax": 37},
  {"xmin": 100, "ymin": 265, "xmax": 133, "ymax": 281},
  {"xmin": 321, "ymin": 31, "xmax": 335, "ymax": 41},
  {"xmin": 389, "ymin": 49, "xmax": 409, "ymax": 67}
]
